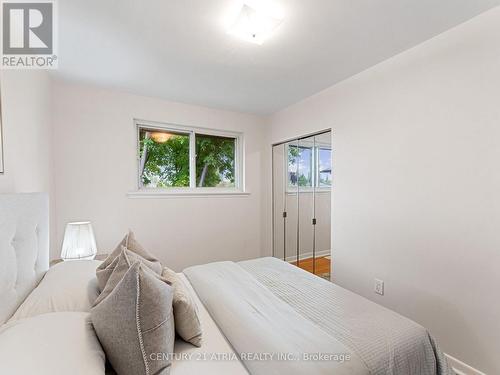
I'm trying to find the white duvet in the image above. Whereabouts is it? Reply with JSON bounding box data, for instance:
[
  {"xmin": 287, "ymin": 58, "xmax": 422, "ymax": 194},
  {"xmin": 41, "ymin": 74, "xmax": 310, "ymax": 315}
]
[
  {"xmin": 184, "ymin": 261, "xmax": 370, "ymax": 375},
  {"xmin": 0, "ymin": 312, "xmax": 106, "ymax": 375},
  {"xmin": 184, "ymin": 257, "xmax": 454, "ymax": 375}
]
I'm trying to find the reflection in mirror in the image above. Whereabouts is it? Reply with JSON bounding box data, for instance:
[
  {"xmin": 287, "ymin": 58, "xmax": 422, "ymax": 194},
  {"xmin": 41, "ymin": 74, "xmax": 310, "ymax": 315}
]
[
  {"xmin": 312, "ymin": 131, "xmax": 331, "ymax": 279},
  {"xmin": 272, "ymin": 130, "xmax": 332, "ymax": 280},
  {"xmin": 287, "ymin": 142, "xmax": 313, "ymax": 188},
  {"xmin": 272, "ymin": 143, "xmax": 286, "ymax": 260},
  {"xmin": 284, "ymin": 139, "xmax": 299, "ymax": 262},
  {"xmin": 315, "ymin": 131, "xmax": 332, "ymax": 188},
  {"xmin": 297, "ymin": 135, "xmax": 316, "ymax": 270}
]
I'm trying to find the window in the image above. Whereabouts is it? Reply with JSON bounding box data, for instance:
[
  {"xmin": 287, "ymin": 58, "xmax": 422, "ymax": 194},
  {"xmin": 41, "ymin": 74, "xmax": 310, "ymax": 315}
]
[
  {"xmin": 139, "ymin": 129, "xmax": 190, "ymax": 188},
  {"xmin": 288, "ymin": 145, "xmax": 313, "ymax": 188},
  {"xmin": 317, "ymin": 147, "xmax": 332, "ymax": 187},
  {"xmin": 136, "ymin": 121, "xmax": 243, "ymax": 193},
  {"xmin": 195, "ymin": 134, "xmax": 236, "ymax": 188},
  {"xmin": 287, "ymin": 144, "xmax": 331, "ymax": 190}
]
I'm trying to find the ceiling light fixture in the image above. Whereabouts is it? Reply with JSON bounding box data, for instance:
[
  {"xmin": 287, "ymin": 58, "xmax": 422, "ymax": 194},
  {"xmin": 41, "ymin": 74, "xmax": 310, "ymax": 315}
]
[
  {"xmin": 150, "ymin": 132, "xmax": 174, "ymax": 143},
  {"xmin": 227, "ymin": 1, "xmax": 283, "ymax": 45}
]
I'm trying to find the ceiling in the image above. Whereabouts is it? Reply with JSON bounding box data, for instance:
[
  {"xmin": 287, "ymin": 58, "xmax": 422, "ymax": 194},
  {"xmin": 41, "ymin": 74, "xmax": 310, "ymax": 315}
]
[{"xmin": 53, "ymin": 0, "xmax": 500, "ymax": 114}]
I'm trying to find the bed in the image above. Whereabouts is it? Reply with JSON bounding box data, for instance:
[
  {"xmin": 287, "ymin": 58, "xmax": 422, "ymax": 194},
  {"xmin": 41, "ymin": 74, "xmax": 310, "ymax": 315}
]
[{"xmin": 0, "ymin": 193, "xmax": 453, "ymax": 375}]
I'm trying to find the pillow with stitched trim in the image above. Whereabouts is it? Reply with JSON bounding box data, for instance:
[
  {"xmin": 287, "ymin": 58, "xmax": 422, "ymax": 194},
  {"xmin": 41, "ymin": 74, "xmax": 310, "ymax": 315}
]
[
  {"xmin": 91, "ymin": 262, "xmax": 175, "ymax": 375},
  {"xmin": 96, "ymin": 230, "xmax": 162, "ymax": 292},
  {"xmin": 93, "ymin": 247, "xmax": 165, "ymax": 306}
]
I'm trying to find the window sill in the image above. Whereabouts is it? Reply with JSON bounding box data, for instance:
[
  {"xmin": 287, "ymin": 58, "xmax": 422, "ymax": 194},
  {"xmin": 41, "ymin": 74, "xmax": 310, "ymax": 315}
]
[
  {"xmin": 127, "ymin": 189, "xmax": 250, "ymax": 199},
  {"xmin": 286, "ymin": 189, "xmax": 331, "ymax": 195}
]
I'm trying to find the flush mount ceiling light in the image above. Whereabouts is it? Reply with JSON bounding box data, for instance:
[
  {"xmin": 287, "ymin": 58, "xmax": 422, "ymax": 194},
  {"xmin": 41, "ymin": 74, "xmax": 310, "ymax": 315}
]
[
  {"xmin": 150, "ymin": 131, "xmax": 174, "ymax": 143},
  {"xmin": 227, "ymin": 2, "xmax": 283, "ymax": 44}
]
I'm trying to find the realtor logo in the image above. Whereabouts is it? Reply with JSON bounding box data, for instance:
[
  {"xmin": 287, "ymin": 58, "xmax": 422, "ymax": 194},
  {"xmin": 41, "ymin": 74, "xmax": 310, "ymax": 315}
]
[{"xmin": 2, "ymin": 1, "xmax": 57, "ymax": 69}]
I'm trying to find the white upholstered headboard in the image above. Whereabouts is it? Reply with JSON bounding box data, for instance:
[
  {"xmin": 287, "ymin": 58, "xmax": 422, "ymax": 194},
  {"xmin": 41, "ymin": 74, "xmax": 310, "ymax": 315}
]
[{"xmin": 0, "ymin": 193, "xmax": 49, "ymax": 324}]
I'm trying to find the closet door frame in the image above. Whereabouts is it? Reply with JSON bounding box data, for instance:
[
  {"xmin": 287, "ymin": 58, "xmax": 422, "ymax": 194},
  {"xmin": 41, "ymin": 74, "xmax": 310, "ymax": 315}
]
[{"xmin": 271, "ymin": 128, "xmax": 332, "ymax": 265}]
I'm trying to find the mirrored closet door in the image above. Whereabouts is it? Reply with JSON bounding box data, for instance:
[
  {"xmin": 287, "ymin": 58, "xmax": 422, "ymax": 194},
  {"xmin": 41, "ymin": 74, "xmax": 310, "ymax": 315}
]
[{"xmin": 272, "ymin": 130, "xmax": 332, "ymax": 279}]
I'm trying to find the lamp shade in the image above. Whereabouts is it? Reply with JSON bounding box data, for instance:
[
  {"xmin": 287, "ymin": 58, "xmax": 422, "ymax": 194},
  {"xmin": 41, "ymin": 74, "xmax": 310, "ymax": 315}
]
[{"xmin": 61, "ymin": 222, "xmax": 97, "ymax": 261}]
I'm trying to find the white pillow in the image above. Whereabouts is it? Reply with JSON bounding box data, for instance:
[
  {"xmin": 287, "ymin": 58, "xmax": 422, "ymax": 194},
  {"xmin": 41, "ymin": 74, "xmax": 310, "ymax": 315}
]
[
  {"xmin": 10, "ymin": 260, "xmax": 101, "ymax": 321},
  {"xmin": 0, "ymin": 312, "xmax": 105, "ymax": 375}
]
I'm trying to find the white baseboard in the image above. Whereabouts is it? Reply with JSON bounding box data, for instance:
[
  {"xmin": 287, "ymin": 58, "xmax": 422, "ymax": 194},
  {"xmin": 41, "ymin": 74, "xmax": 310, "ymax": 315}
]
[
  {"xmin": 445, "ymin": 354, "xmax": 486, "ymax": 375},
  {"xmin": 284, "ymin": 250, "xmax": 330, "ymax": 263}
]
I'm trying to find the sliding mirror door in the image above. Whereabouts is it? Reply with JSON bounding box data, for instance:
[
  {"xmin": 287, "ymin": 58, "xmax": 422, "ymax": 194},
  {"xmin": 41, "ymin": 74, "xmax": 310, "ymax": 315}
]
[
  {"xmin": 284, "ymin": 139, "xmax": 299, "ymax": 262},
  {"xmin": 272, "ymin": 130, "xmax": 332, "ymax": 279},
  {"xmin": 313, "ymin": 131, "xmax": 332, "ymax": 277},
  {"xmin": 272, "ymin": 143, "xmax": 286, "ymax": 260},
  {"xmin": 272, "ymin": 139, "xmax": 299, "ymax": 262},
  {"xmin": 296, "ymin": 135, "xmax": 315, "ymax": 270}
]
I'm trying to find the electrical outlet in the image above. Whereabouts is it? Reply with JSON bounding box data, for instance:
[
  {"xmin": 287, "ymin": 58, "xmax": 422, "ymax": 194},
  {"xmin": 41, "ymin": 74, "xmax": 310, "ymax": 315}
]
[{"xmin": 374, "ymin": 279, "xmax": 384, "ymax": 295}]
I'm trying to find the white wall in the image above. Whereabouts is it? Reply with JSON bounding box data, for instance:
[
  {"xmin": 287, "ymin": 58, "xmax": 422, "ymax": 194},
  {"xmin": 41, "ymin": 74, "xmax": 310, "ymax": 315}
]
[
  {"xmin": 268, "ymin": 7, "xmax": 500, "ymax": 374},
  {"xmin": 51, "ymin": 80, "xmax": 267, "ymax": 269},
  {"xmin": 0, "ymin": 71, "xmax": 52, "ymax": 193},
  {"xmin": 0, "ymin": 71, "xmax": 55, "ymax": 249}
]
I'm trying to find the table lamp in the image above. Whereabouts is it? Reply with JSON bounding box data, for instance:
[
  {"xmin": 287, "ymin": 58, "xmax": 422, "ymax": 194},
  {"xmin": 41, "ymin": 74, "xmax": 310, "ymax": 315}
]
[{"xmin": 61, "ymin": 222, "xmax": 97, "ymax": 261}]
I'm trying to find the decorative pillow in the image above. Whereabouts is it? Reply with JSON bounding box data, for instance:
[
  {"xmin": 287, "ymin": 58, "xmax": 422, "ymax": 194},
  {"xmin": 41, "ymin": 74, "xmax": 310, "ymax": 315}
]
[
  {"xmin": 96, "ymin": 230, "xmax": 162, "ymax": 291},
  {"xmin": 10, "ymin": 260, "xmax": 101, "ymax": 321},
  {"xmin": 162, "ymin": 267, "xmax": 202, "ymax": 347},
  {"xmin": 93, "ymin": 247, "xmax": 164, "ymax": 306},
  {"xmin": 91, "ymin": 262, "xmax": 175, "ymax": 375},
  {"xmin": 0, "ymin": 312, "xmax": 105, "ymax": 375},
  {"xmin": 96, "ymin": 255, "xmax": 120, "ymax": 292}
]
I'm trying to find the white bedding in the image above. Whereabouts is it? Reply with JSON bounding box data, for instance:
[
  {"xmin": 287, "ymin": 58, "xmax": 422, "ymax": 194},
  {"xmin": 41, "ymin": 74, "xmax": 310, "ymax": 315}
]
[
  {"xmin": 10, "ymin": 260, "xmax": 101, "ymax": 321},
  {"xmin": 240, "ymin": 258, "xmax": 453, "ymax": 375},
  {"xmin": 185, "ymin": 257, "xmax": 454, "ymax": 375},
  {"xmin": 0, "ymin": 265, "xmax": 246, "ymax": 375},
  {"xmin": 172, "ymin": 274, "xmax": 248, "ymax": 375},
  {"xmin": 6, "ymin": 255, "xmax": 451, "ymax": 375},
  {"xmin": 184, "ymin": 261, "xmax": 369, "ymax": 375},
  {"xmin": 0, "ymin": 312, "xmax": 106, "ymax": 375}
]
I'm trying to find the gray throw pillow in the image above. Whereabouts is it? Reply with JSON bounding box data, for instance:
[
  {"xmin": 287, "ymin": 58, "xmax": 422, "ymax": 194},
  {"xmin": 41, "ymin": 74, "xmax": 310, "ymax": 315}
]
[
  {"xmin": 96, "ymin": 231, "xmax": 162, "ymax": 291},
  {"xmin": 161, "ymin": 267, "xmax": 202, "ymax": 347},
  {"xmin": 94, "ymin": 247, "xmax": 164, "ymax": 306},
  {"xmin": 91, "ymin": 262, "xmax": 175, "ymax": 375}
]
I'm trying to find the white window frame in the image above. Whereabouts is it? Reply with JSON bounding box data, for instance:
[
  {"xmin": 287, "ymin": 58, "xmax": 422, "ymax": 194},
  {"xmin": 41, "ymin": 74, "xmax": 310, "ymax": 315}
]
[
  {"xmin": 316, "ymin": 146, "xmax": 333, "ymax": 189},
  {"xmin": 129, "ymin": 119, "xmax": 247, "ymax": 197},
  {"xmin": 285, "ymin": 140, "xmax": 332, "ymax": 194}
]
